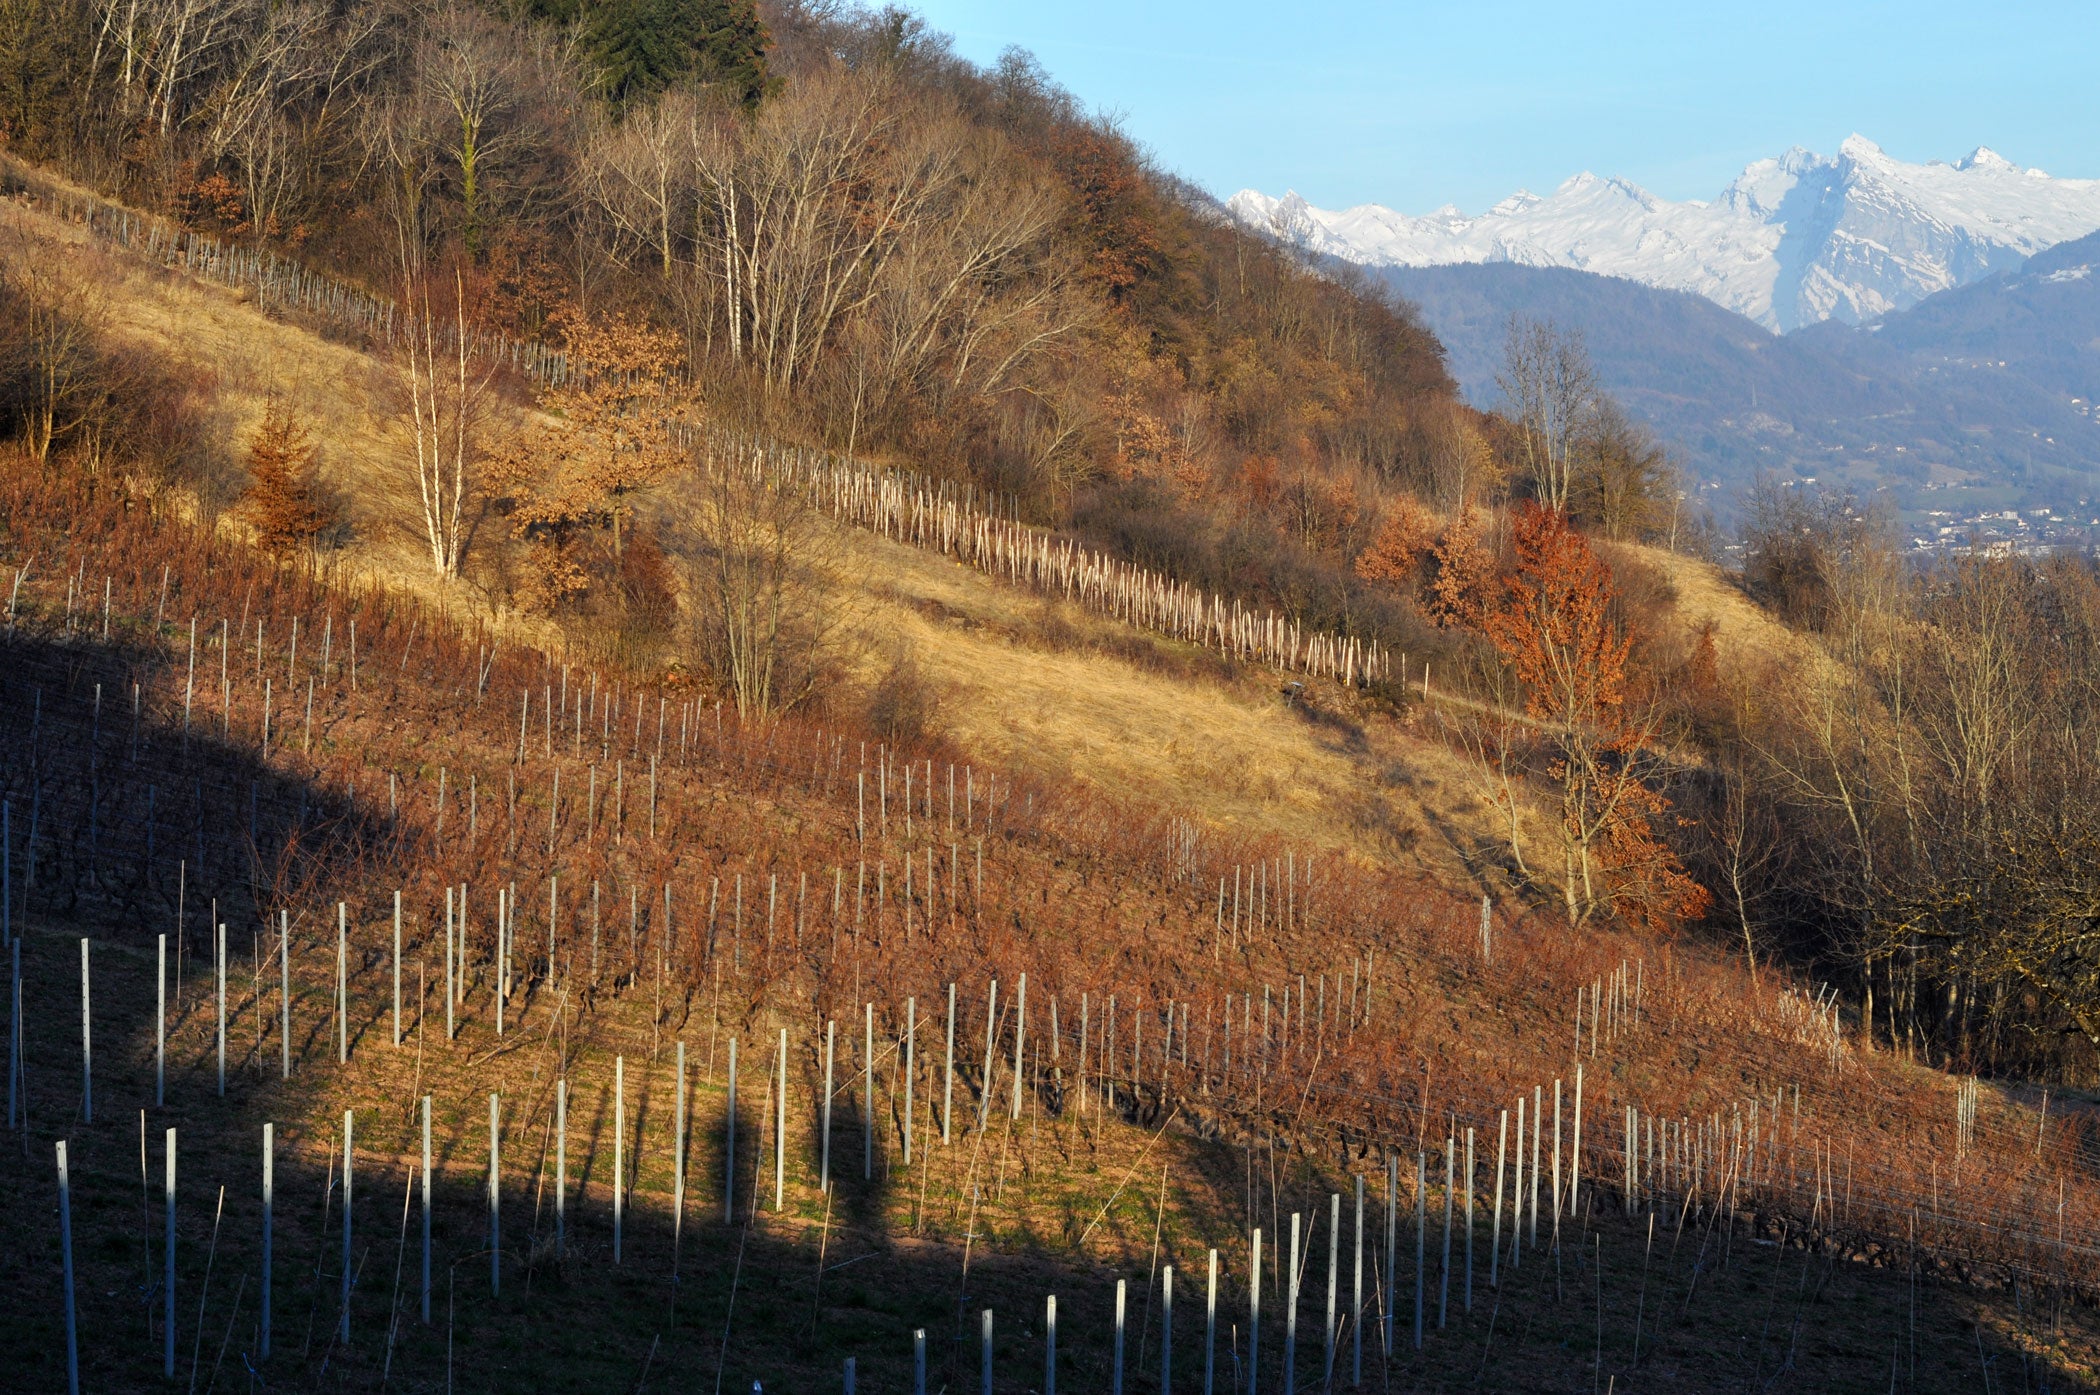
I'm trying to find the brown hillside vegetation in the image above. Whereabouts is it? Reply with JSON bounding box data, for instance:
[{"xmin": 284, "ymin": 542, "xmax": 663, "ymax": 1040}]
[
  {"xmin": 0, "ymin": 460, "xmax": 2094, "ymax": 1390},
  {"xmin": 5, "ymin": 1, "xmax": 2100, "ymax": 1386},
  {"xmin": 0, "ymin": 175, "xmax": 1515, "ymax": 871}
]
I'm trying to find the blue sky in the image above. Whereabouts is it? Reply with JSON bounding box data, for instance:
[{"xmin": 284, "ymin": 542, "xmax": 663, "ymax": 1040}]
[{"xmin": 907, "ymin": 1, "xmax": 2100, "ymax": 212}]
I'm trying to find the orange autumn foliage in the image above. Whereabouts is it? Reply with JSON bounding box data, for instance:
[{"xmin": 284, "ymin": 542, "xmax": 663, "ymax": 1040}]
[
  {"xmin": 1355, "ymin": 496, "xmax": 1437, "ymax": 586},
  {"xmin": 242, "ymin": 401, "xmax": 333, "ymax": 554},
  {"xmin": 483, "ymin": 308, "xmax": 688, "ymax": 611},
  {"xmin": 1483, "ymin": 502, "xmax": 1631, "ymax": 727},
  {"xmin": 1426, "ymin": 505, "xmax": 1494, "ymax": 627},
  {"xmin": 1482, "ymin": 503, "xmax": 1709, "ymax": 932},
  {"xmin": 1051, "ymin": 126, "xmax": 1162, "ymax": 306}
]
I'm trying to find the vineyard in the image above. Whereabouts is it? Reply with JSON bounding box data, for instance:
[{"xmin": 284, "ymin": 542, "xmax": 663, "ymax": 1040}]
[
  {"xmin": 0, "ymin": 456, "xmax": 2096, "ymax": 1392},
  {"xmin": 2, "ymin": 154, "xmax": 1396, "ymax": 697}
]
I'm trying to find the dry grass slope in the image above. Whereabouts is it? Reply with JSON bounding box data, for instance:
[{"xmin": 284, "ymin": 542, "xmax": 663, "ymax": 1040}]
[
  {"xmin": 5, "ymin": 181, "xmax": 1519, "ymax": 875},
  {"xmin": 0, "ymin": 448, "xmax": 2091, "ymax": 1392}
]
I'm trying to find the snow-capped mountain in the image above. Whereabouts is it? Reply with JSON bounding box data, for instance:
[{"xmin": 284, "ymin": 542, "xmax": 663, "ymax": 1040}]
[{"xmin": 1229, "ymin": 136, "xmax": 2100, "ymax": 332}]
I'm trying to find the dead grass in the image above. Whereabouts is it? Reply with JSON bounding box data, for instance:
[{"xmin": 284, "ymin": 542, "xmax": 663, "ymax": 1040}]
[
  {"xmin": 8, "ymin": 911, "xmax": 2092, "ymax": 1395},
  {"xmin": 4, "ymin": 193, "xmax": 568, "ymax": 656},
  {"xmin": 8, "ymin": 189, "xmax": 1530, "ymax": 876},
  {"xmin": 1635, "ymin": 542, "xmax": 1824, "ymax": 675},
  {"xmin": 829, "ymin": 519, "xmax": 1513, "ymax": 872},
  {"xmin": 1, "ymin": 465, "xmax": 2096, "ymax": 1392}
]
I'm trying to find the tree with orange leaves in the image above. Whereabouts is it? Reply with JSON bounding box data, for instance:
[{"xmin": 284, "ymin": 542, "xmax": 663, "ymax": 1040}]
[
  {"xmin": 1482, "ymin": 502, "xmax": 1708, "ymax": 930},
  {"xmin": 243, "ymin": 401, "xmax": 335, "ymax": 556},
  {"xmin": 1051, "ymin": 126, "xmax": 1161, "ymax": 306},
  {"xmin": 483, "ymin": 307, "xmax": 688, "ymax": 610},
  {"xmin": 1355, "ymin": 495, "xmax": 1436, "ymax": 586},
  {"xmin": 1425, "ymin": 505, "xmax": 1494, "ymax": 627}
]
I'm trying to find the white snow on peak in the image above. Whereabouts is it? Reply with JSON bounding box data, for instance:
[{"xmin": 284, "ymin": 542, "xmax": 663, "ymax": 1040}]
[
  {"xmin": 1836, "ymin": 132, "xmax": 1890, "ymax": 163},
  {"xmin": 1228, "ymin": 139, "xmax": 2100, "ymax": 332},
  {"xmin": 1956, "ymin": 146, "xmax": 2016, "ymax": 173}
]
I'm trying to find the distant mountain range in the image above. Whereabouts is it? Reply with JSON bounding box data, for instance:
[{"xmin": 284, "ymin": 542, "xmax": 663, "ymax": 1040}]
[
  {"xmin": 1379, "ymin": 244, "xmax": 2100, "ymax": 519},
  {"xmin": 1232, "ymin": 137, "xmax": 2100, "ymax": 332},
  {"xmin": 1225, "ymin": 140, "xmax": 2100, "ymax": 524}
]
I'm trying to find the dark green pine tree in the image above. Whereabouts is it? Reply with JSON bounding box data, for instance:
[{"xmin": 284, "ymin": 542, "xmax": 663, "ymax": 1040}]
[{"xmin": 585, "ymin": 0, "xmax": 771, "ymax": 107}]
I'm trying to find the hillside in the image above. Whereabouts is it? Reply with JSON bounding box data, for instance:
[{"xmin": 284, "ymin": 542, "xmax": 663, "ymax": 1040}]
[
  {"xmin": 0, "ymin": 0, "xmax": 1465, "ymax": 663},
  {"xmin": 1233, "ymin": 136, "xmax": 2100, "ymax": 331},
  {"xmin": 0, "ymin": 177, "xmax": 1513, "ymax": 873},
  {"xmin": 3, "ymin": 6, "xmax": 2100, "ymax": 1387},
  {"xmin": 1379, "ymin": 259, "xmax": 2100, "ymax": 521},
  {"xmin": 0, "ymin": 153, "xmax": 2098, "ymax": 1394},
  {"xmin": 1850, "ymin": 226, "xmax": 2100, "ymax": 402},
  {"xmin": 0, "ymin": 444, "xmax": 2095, "ymax": 1393}
]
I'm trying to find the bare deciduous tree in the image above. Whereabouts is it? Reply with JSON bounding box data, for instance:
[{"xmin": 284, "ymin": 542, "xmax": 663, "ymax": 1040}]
[
  {"xmin": 586, "ymin": 84, "xmax": 696, "ymax": 276},
  {"xmin": 397, "ymin": 271, "xmax": 491, "ymax": 578},
  {"xmin": 1, "ymin": 235, "xmax": 107, "ymax": 465},
  {"xmin": 1497, "ymin": 316, "xmax": 1596, "ymax": 513},
  {"xmin": 674, "ymin": 454, "xmax": 845, "ymax": 720},
  {"xmin": 667, "ymin": 66, "xmax": 1082, "ymax": 407},
  {"xmin": 417, "ymin": 2, "xmax": 531, "ymax": 260}
]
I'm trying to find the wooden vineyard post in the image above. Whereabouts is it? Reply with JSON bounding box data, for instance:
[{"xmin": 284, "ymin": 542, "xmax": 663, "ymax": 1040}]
[
  {"xmin": 6, "ymin": 933, "xmax": 15, "ymax": 1132},
  {"xmin": 978, "ymin": 980, "xmax": 998, "ymax": 1133},
  {"xmin": 216, "ymin": 924, "xmax": 226, "ymax": 1096},
  {"xmin": 261, "ymin": 1123, "xmax": 273, "ymax": 1357},
  {"xmin": 1413, "ymin": 1156, "xmax": 1425, "ymax": 1351},
  {"xmin": 1384, "ymin": 1154, "xmax": 1397, "ymax": 1356},
  {"xmin": 1492, "ymin": 1111, "xmax": 1506, "ymax": 1288},
  {"xmin": 420, "ymin": 1098, "xmax": 432, "ymax": 1323},
  {"xmin": 494, "ymin": 890, "xmax": 506, "ymax": 1039},
  {"xmin": 393, "ymin": 892, "xmax": 402, "ymax": 1048},
  {"xmin": 1162, "ymin": 1265, "xmax": 1174, "ymax": 1394},
  {"xmin": 902, "ymin": 1002, "xmax": 915, "ymax": 1168},
  {"xmin": 1441, "ymin": 1139, "xmax": 1454, "ymax": 1330},
  {"xmin": 156, "ymin": 935, "xmax": 166, "ymax": 1106},
  {"xmin": 615, "ymin": 1057, "xmax": 625, "ymax": 1262},
  {"xmin": 58, "ymin": 1140, "xmax": 79, "ymax": 1395},
  {"xmin": 164, "ymin": 1127, "xmax": 176, "ymax": 1377},
  {"xmin": 1079, "ymin": 995, "xmax": 1091, "ymax": 1117},
  {"xmin": 1250, "ymin": 1227, "xmax": 1263, "ymax": 1394},
  {"xmin": 1465, "ymin": 1128, "xmax": 1476, "ymax": 1312},
  {"xmin": 489, "ymin": 1094, "xmax": 501, "ymax": 1295},
  {"xmin": 1285, "ymin": 1211, "xmax": 1300, "ymax": 1393},
  {"xmin": 1550, "ymin": 1079, "xmax": 1564, "ymax": 1247},
  {"xmin": 557, "ymin": 1079, "xmax": 568, "ymax": 1255},
  {"xmin": 674, "ymin": 1041, "xmax": 687, "ymax": 1248},
  {"xmin": 1011, "ymin": 974, "xmax": 1026, "ymax": 1120},
  {"xmin": 78, "ymin": 939, "xmax": 89, "ymax": 1124},
  {"xmin": 1114, "ymin": 1279, "xmax": 1126, "ymax": 1395},
  {"xmin": 342, "ymin": 1109, "xmax": 354, "ymax": 1342},
  {"xmin": 1351, "ymin": 1176, "xmax": 1364, "ymax": 1385},
  {"xmin": 724, "ymin": 1039, "xmax": 737, "ymax": 1223},
  {"xmin": 444, "ymin": 889, "xmax": 455, "ymax": 1043},
  {"xmin": 822, "ymin": 1020, "xmax": 835, "ymax": 1192},
  {"xmin": 1205, "ymin": 1249, "xmax": 1219, "ymax": 1395},
  {"xmin": 775, "ymin": 1029, "xmax": 787, "ymax": 1211},
  {"xmin": 1324, "ymin": 1196, "xmax": 1338, "ymax": 1382},
  {"xmin": 1624, "ymin": 1106, "xmax": 1636, "ymax": 1216},
  {"xmin": 943, "ymin": 985, "xmax": 956, "ymax": 1145},
  {"xmin": 863, "ymin": 1005, "xmax": 874, "ymax": 1181},
  {"xmin": 1510, "ymin": 1096, "xmax": 1524, "ymax": 1270},
  {"xmin": 1571, "ymin": 1066, "xmax": 1584, "ymax": 1218},
  {"xmin": 336, "ymin": 904, "xmax": 348, "ymax": 1064},
  {"xmin": 1531, "ymin": 1085, "xmax": 1543, "ymax": 1248}
]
